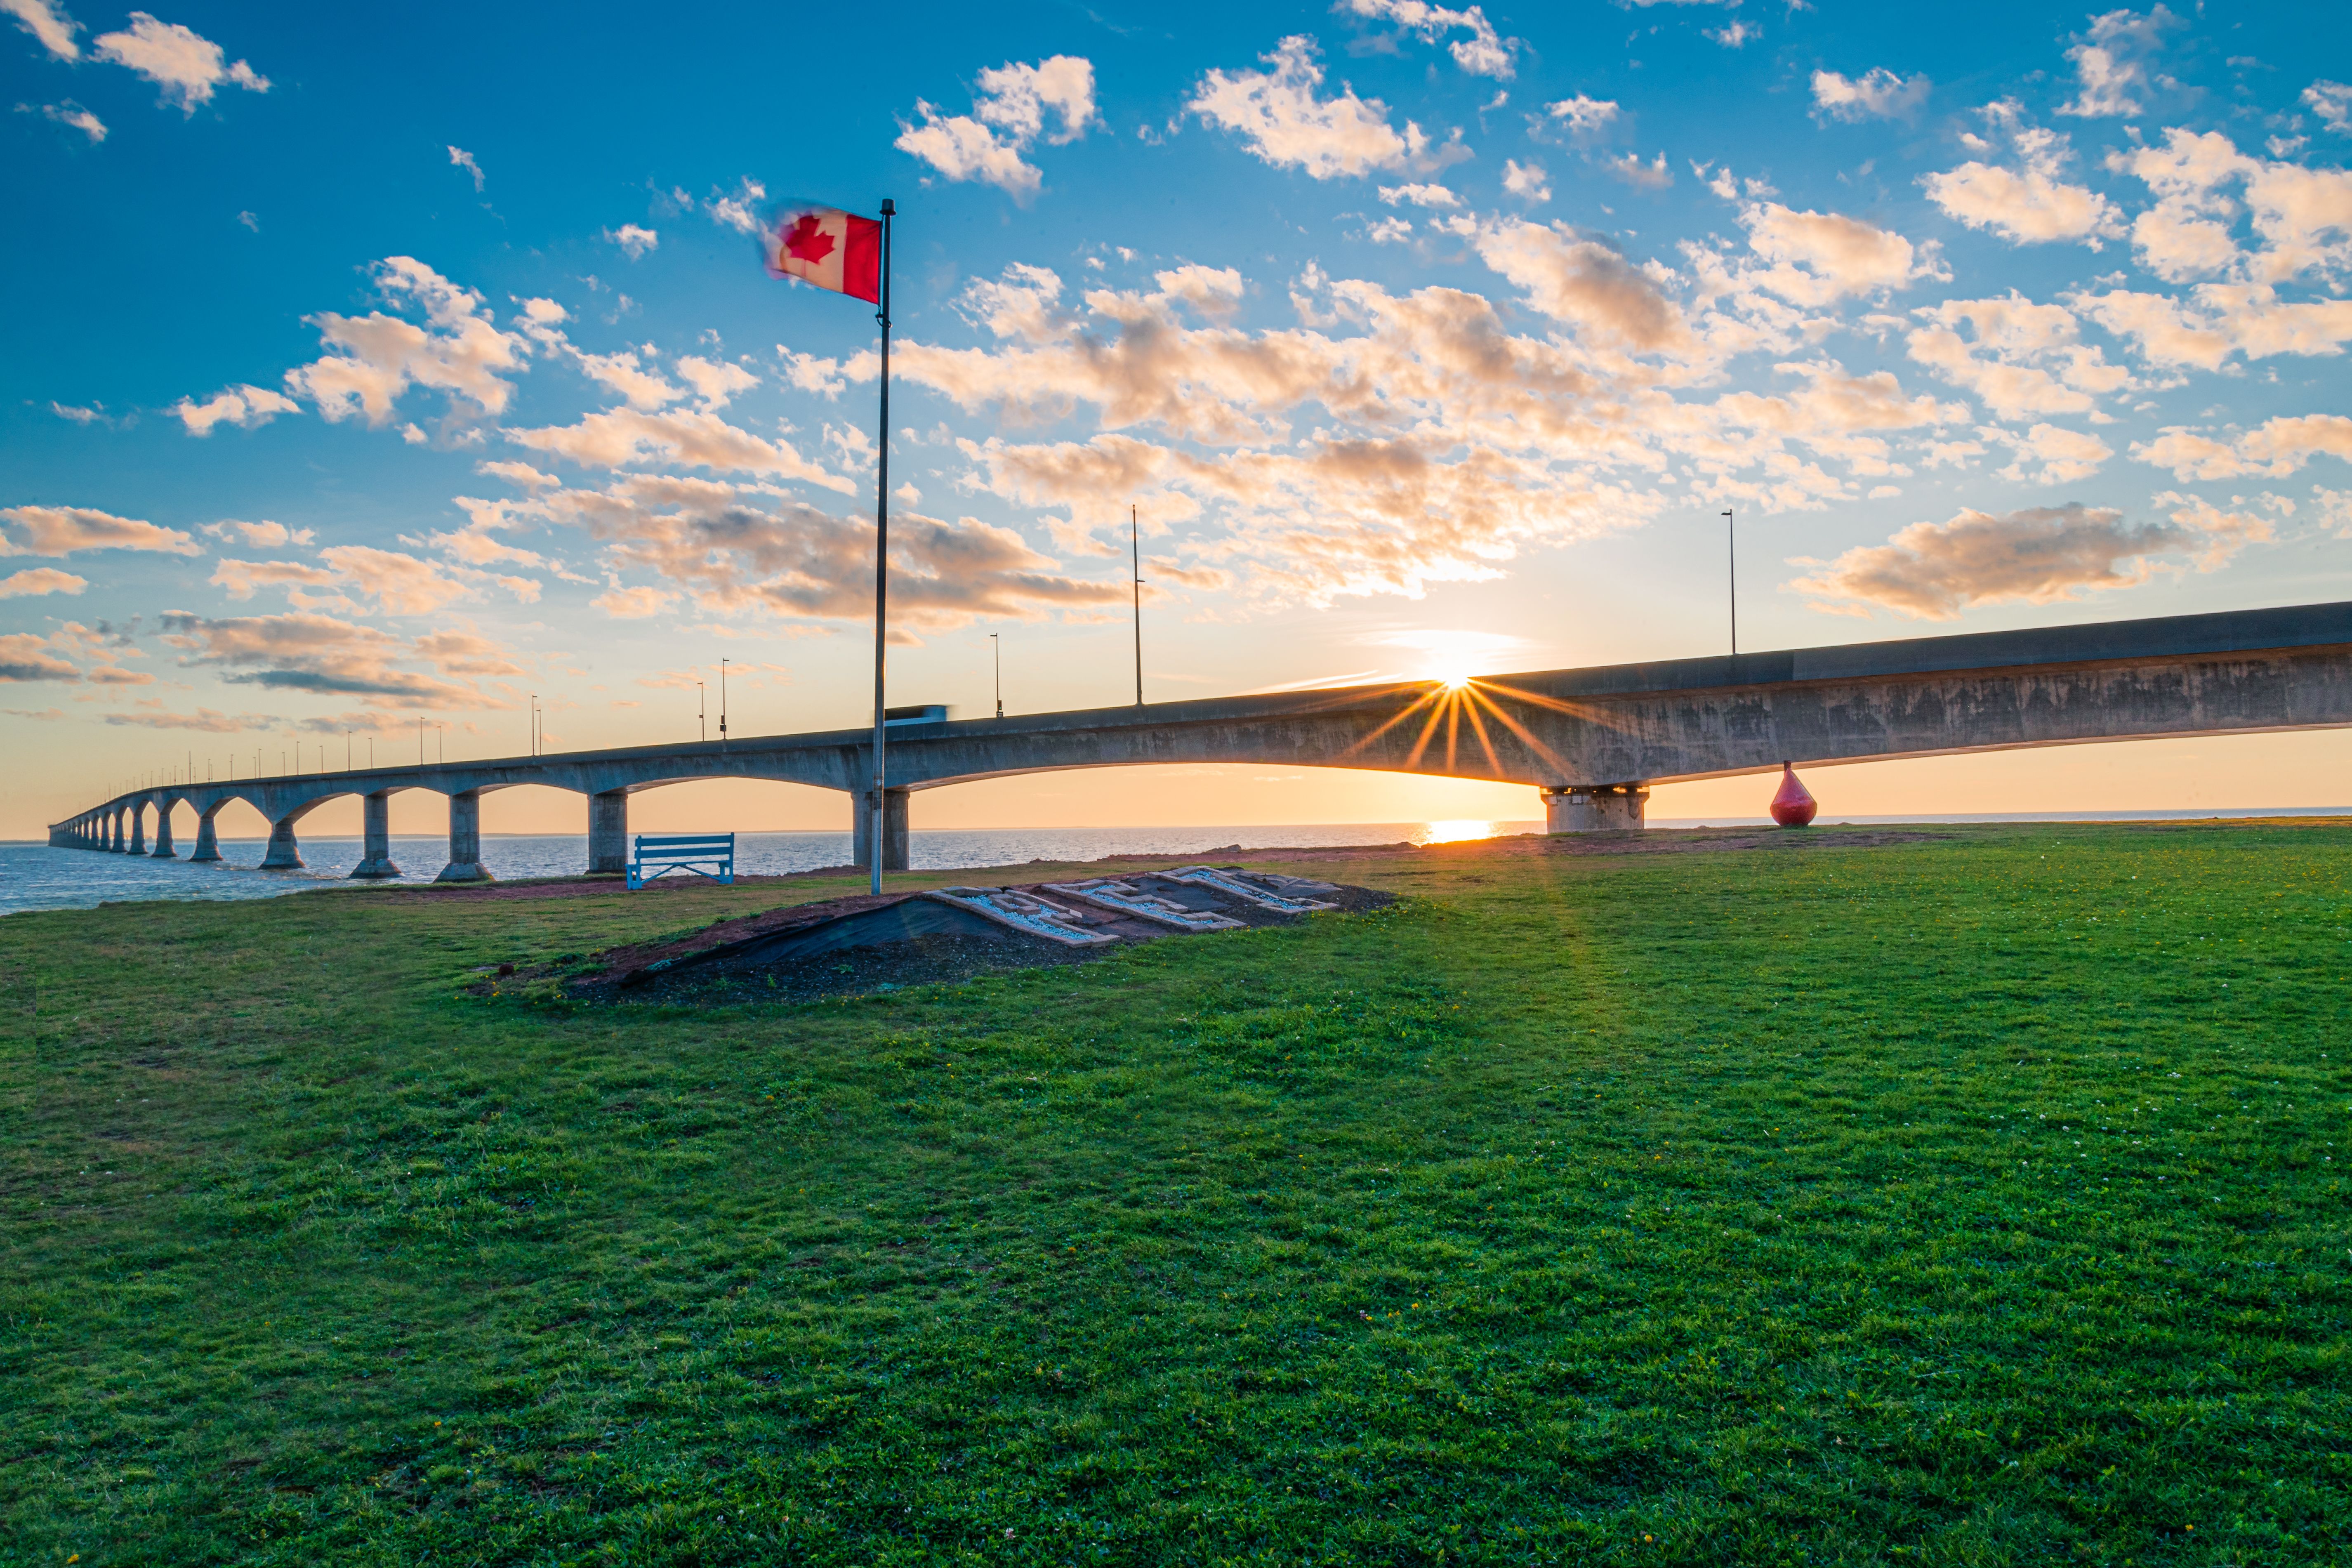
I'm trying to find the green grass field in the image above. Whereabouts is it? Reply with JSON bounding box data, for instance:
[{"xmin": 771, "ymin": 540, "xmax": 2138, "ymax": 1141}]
[{"xmin": 2, "ymin": 822, "xmax": 2346, "ymax": 1566}]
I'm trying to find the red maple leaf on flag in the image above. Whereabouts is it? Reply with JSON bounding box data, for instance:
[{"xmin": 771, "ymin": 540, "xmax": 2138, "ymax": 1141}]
[{"xmin": 782, "ymin": 214, "xmax": 835, "ymax": 264}]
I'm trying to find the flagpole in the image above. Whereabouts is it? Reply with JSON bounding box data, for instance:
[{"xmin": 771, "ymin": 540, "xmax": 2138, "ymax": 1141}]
[{"xmin": 870, "ymin": 197, "xmax": 895, "ymax": 897}]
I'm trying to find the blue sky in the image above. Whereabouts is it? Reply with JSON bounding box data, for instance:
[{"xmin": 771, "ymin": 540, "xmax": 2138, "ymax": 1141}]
[{"xmin": 5, "ymin": 0, "xmax": 2351, "ymax": 833}]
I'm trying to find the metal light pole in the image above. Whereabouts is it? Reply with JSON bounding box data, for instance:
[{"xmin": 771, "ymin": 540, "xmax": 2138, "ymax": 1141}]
[
  {"xmin": 345, "ymin": 731, "xmax": 352, "ymax": 771},
  {"xmin": 719, "ymin": 659, "xmax": 730, "ymax": 751},
  {"xmin": 1723, "ymin": 508, "xmax": 1738, "ymax": 657},
  {"xmin": 990, "ymin": 633, "xmax": 1002, "ymax": 718},
  {"xmin": 1131, "ymin": 504, "xmax": 1145, "ymax": 706},
  {"xmin": 697, "ymin": 680, "xmax": 706, "ymax": 743}
]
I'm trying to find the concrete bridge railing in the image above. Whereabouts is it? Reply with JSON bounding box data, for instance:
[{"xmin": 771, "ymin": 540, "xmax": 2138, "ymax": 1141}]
[{"xmin": 47, "ymin": 599, "xmax": 2352, "ymax": 879}]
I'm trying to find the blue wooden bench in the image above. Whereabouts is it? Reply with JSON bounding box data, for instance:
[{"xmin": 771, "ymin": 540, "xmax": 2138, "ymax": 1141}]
[{"xmin": 627, "ymin": 832, "xmax": 735, "ymax": 889}]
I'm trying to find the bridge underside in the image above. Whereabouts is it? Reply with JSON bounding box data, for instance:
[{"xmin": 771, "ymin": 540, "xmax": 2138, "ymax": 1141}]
[{"xmin": 49, "ymin": 602, "xmax": 2352, "ymax": 875}]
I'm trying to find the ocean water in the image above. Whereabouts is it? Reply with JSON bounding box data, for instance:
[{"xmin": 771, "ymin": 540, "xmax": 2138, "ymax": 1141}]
[
  {"xmin": 7, "ymin": 807, "xmax": 2345, "ymax": 918},
  {"xmin": 0, "ymin": 821, "xmax": 1536, "ymax": 917}
]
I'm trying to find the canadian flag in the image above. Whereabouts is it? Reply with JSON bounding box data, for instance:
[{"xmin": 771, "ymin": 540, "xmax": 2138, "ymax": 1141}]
[{"xmin": 766, "ymin": 205, "xmax": 881, "ymax": 304}]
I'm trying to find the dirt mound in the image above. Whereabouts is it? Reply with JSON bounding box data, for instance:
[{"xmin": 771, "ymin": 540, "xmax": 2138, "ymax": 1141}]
[{"xmin": 482, "ymin": 868, "xmax": 1395, "ymax": 1004}]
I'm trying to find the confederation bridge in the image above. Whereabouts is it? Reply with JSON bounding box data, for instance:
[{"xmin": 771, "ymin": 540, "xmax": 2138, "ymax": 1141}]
[{"xmin": 49, "ymin": 600, "xmax": 2352, "ymax": 880}]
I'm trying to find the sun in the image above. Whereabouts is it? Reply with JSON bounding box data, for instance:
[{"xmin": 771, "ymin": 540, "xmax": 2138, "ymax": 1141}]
[{"xmin": 1381, "ymin": 629, "xmax": 1524, "ymax": 690}]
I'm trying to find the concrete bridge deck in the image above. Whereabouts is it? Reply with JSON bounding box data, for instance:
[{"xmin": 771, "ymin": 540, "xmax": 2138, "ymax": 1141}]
[{"xmin": 49, "ymin": 598, "xmax": 2352, "ymax": 879}]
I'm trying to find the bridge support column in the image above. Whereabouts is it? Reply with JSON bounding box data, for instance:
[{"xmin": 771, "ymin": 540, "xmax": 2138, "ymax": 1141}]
[
  {"xmin": 436, "ymin": 790, "xmax": 493, "ymax": 883},
  {"xmin": 189, "ymin": 806, "xmax": 223, "ymax": 863},
  {"xmin": 260, "ymin": 813, "xmax": 305, "ymax": 870},
  {"xmin": 1542, "ymin": 784, "xmax": 1649, "ymax": 833},
  {"xmin": 111, "ymin": 810, "xmax": 126, "ymax": 851},
  {"xmin": 151, "ymin": 801, "xmax": 177, "ymax": 858},
  {"xmin": 350, "ymin": 791, "xmax": 401, "ymax": 878},
  {"xmin": 853, "ymin": 787, "xmax": 911, "ymax": 872},
  {"xmin": 588, "ymin": 789, "xmax": 628, "ymax": 875},
  {"xmin": 127, "ymin": 803, "xmax": 146, "ymax": 856}
]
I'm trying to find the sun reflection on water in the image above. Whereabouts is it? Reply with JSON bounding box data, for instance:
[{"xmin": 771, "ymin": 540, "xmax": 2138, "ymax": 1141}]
[{"xmin": 1419, "ymin": 819, "xmax": 1496, "ymax": 845}]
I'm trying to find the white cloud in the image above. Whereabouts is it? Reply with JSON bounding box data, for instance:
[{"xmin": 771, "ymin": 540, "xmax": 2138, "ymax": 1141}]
[
  {"xmin": 0, "ymin": 504, "xmax": 200, "ymax": 557},
  {"xmin": 1921, "ymin": 108, "xmax": 2123, "ymax": 246},
  {"xmin": 50, "ymin": 401, "xmax": 103, "ymax": 423},
  {"xmin": 2105, "ymin": 127, "xmax": 2352, "ymax": 287},
  {"xmin": 591, "ymin": 585, "xmax": 675, "ymax": 618},
  {"xmin": 92, "ymin": 12, "xmax": 267, "ymax": 113},
  {"xmin": 202, "ymin": 519, "xmax": 316, "ymax": 548},
  {"xmin": 675, "ymin": 355, "xmax": 758, "ymax": 408},
  {"xmin": 574, "ymin": 348, "xmax": 681, "ymax": 411},
  {"xmin": 2306, "ymin": 485, "xmax": 2352, "ymax": 534},
  {"xmin": 448, "ymin": 145, "xmax": 483, "ymax": 190},
  {"xmin": 1501, "ymin": 158, "xmax": 1549, "ymax": 204},
  {"xmin": 0, "ymin": 633, "xmax": 82, "ymax": 682},
  {"xmin": 2074, "ymin": 283, "xmax": 2352, "ymax": 370},
  {"xmin": 1379, "ymin": 182, "xmax": 1460, "ymax": 208},
  {"xmin": 207, "ymin": 556, "xmax": 337, "ymax": 600},
  {"xmin": 0, "ymin": 567, "xmax": 87, "ymax": 598},
  {"xmin": 1604, "ymin": 151, "xmax": 1673, "ymax": 191},
  {"xmin": 1789, "ymin": 498, "xmax": 2242, "ymax": 619},
  {"xmin": 37, "ymin": 100, "xmax": 105, "ymax": 141},
  {"xmin": 156, "ymin": 610, "xmax": 493, "ymax": 708},
  {"xmin": 2057, "ymin": 5, "xmax": 2181, "ymax": 120},
  {"xmin": 2131, "ymin": 413, "xmax": 2352, "ymax": 479},
  {"xmin": 1367, "ymin": 216, "xmax": 1414, "ymax": 243},
  {"xmin": 1336, "ymin": 0, "xmax": 1520, "ymax": 80},
  {"xmin": 1740, "ymin": 203, "xmax": 1937, "ymax": 306},
  {"xmin": 705, "ymin": 177, "xmax": 765, "ymax": 235},
  {"xmin": 780, "ymin": 348, "xmax": 850, "ymax": 397},
  {"xmin": 316, "ymin": 545, "xmax": 479, "ymax": 615},
  {"xmin": 174, "ymin": 383, "xmax": 300, "ymax": 436},
  {"xmin": 1467, "ymin": 219, "xmax": 1690, "ymax": 351},
  {"xmin": 283, "ymin": 257, "xmax": 529, "ymax": 425},
  {"xmin": 1992, "ymin": 421, "xmax": 2114, "ymax": 484},
  {"xmin": 607, "ymin": 223, "xmax": 658, "ymax": 259},
  {"xmin": 1190, "ymin": 35, "xmax": 1438, "ymax": 180},
  {"xmin": 897, "ymin": 54, "xmax": 1097, "ymax": 198},
  {"xmin": 504, "ymin": 407, "xmax": 854, "ymax": 492},
  {"xmin": 1543, "ymin": 94, "xmax": 1619, "ymax": 138},
  {"xmin": 476, "ymin": 460, "xmax": 560, "ymax": 490},
  {"xmin": 535, "ymin": 475, "xmax": 1127, "ymax": 634},
  {"xmin": 1905, "ymin": 294, "xmax": 2130, "ymax": 420},
  {"xmin": 974, "ymin": 55, "xmax": 1099, "ymax": 144},
  {"xmin": 1809, "ymin": 68, "xmax": 1929, "ymax": 124},
  {"xmin": 2306, "ymin": 80, "xmax": 2352, "ymax": 136},
  {"xmin": 1705, "ymin": 19, "xmax": 1758, "ymax": 48},
  {"xmin": 2, "ymin": 0, "xmax": 80, "ymax": 58}
]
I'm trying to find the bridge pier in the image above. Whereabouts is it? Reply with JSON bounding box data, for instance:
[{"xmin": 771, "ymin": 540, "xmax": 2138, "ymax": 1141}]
[
  {"xmin": 853, "ymin": 787, "xmax": 911, "ymax": 872},
  {"xmin": 588, "ymin": 789, "xmax": 627, "ymax": 875},
  {"xmin": 151, "ymin": 800, "xmax": 177, "ymax": 858},
  {"xmin": 436, "ymin": 789, "xmax": 493, "ymax": 883},
  {"xmin": 189, "ymin": 805, "xmax": 223, "ymax": 863},
  {"xmin": 127, "ymin": 803, "xmax": 146, "ymax": 856},
  {"xmin": 109, "ymin": 810, "xmax": 125, "ymax": 852},
  {"xmin": 1543, "ymin": 785, "xmax": 1649, "ymax": 833},
  {"xmin": 350, "ymin": 791, "xmax": 402, "ymax": 879},
  {"xmin": 260, "ymin": 813, "xmax": 306, "ymax": 870}
]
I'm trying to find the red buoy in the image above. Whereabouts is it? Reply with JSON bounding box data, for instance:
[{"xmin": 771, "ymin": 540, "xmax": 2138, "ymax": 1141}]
[{"xmin": 1769, "ymin": 763, "xmax": 1817, "ymax": 828}]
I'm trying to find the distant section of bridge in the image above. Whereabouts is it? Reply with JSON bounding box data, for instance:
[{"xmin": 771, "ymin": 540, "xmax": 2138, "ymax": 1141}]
[{"xmin": 49, "ymin": 599, "xmax": 2352, "ymax": 879}]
